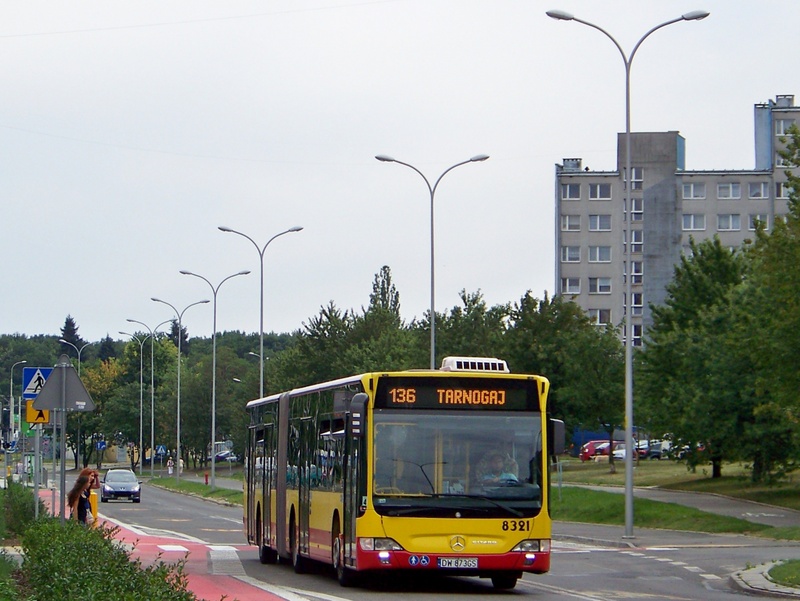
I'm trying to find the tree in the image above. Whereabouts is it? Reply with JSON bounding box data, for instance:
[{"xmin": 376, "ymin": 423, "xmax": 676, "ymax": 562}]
[
  {"xmin": 97, "ymin": 335, "xmax": 118, "ymax": 362},
  {"xmin": 60, "ymin": 315, "xmax": 87, "ymax": 357},
  {"xmin": 369, "ymin": 265, "xmax": 401, "ymax": 316},
  {"xmin": 637, "ymin": 237, "xmax": 747, "ymax": 478},
  {"xmin": 503, "ymin": 292, "xmax": 624, "ymax": 468},
  {"xmin": 433, "ymin": 290, "xmax": 507, "ymax": 360}
]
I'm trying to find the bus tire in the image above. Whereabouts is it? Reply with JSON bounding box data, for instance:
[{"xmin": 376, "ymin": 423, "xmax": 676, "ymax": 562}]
[
  {"xmin": 331, "ymin": 516, "xmax": 357, "ymax": 587},
  {"xmin": 491, "ymin": 575, "xmax": 518, "ymax": 590},
  {"xmin": 290, "ymin": 513, "xmax": 306, "ymax": 574}
]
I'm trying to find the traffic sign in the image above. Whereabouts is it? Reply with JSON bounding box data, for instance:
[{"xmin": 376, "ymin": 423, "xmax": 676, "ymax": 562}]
[
  {"xmin": 32, "ymin": 355, "xmax": 94, "ymax": 412},
  {"xmin": 22, "ymin": 367, "xmax": 53, "ymax": 399},
  {"xmin": 25, "ymin": 400, "xmax": 49, "ymax": 425}
]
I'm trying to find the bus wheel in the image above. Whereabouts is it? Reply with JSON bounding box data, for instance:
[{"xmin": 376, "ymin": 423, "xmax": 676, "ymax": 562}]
[
  {"xmin": 290, "ymin": 514, "xmax": 306, "ymax": 574},
  {"xmin": 257, "ymin": 515, "xmax": 277, "ymax": 565},
  {"xmin": 491, "ymin": 575, "xmax": 518, "ymax": 590},
  {"xmin": 331, "ymin": 517, "xmax": 357, "ymax": 587}
]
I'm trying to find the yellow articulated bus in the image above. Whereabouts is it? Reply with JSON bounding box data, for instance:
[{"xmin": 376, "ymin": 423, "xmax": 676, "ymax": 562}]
[{"xmin": 243, "ymin": 356, "xmax": 564, "ymax": 589}]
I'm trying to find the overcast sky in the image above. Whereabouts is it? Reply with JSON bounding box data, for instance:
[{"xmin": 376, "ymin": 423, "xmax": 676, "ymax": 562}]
[{"xmin": 1, "ymin": 1, "xmax": 796, "ymax": 343}]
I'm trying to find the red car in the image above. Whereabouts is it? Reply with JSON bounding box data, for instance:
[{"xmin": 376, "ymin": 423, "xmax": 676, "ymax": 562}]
[{"xmin": 579, "ymin": 440, "xmax": 608, "ymax": 461}]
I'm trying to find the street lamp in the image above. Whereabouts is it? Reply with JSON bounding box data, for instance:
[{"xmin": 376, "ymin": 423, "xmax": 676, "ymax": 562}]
[
  {"xmin": 375, "ymin": 154, "xmax": 490, "ymax": 369},
  {"xmin": 58, "ymin": 339, "xmax": 90, "ymax": 376},
  {"xmin": 218, "ymin": 225, "xmax": 303, "ymax": 399},
  {"xmin": 120, "ymin": 331, "xmax": 149, "ymax": 476},
  {"xmin": 547, "ymin": 8, "xmax": 709, "ymax": 538},
  {"xmin": 151, "ymin": 298, "xmax": 210, "ymax": 483},
  {"xmin": 180, "ymin": 269, "xmax": 250, "ymax": 490},
  {"xmin": 127, "ymin": 318, "xmax": 172, "ymax": 477},
  {"xmin": 7, "ymin": 360, "xmax": 26, "ymax": 480}
]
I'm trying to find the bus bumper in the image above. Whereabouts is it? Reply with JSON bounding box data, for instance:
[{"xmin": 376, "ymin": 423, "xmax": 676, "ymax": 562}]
[{"xmin": 354, "ymin": 545, "xmax": 550, "ymax": 575}]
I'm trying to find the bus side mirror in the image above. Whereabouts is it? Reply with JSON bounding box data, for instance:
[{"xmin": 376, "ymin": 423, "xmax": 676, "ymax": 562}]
[
  {"xmin": 548, "ymin": 419, "xmax": 565, "ymax": 456},
  {"xmin": 348, "ymin": 393, "xmax": 368, "ymax": 438}
]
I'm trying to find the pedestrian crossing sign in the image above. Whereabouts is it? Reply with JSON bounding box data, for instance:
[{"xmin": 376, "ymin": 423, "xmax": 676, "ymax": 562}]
[
  {"xmin": 26, "ymin": 400, "xmax": 50, "ymax": 425},
  {"xmin": 22, "ymin": 367, "xmax": 54, "ymax": 399}
]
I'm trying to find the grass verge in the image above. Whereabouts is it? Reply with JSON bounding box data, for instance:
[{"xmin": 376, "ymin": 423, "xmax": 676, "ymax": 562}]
[
  {"xmin": 557, "ymin": 458, "xmax": 800, "ymax": 588},
  {"xmin": 148, "ymin": 476, "xmax": 243, "ymax": 506}
]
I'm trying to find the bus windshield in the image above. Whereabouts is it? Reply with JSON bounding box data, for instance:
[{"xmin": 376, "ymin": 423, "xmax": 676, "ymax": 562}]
[{"xmin": 372, "ymin": 410, "xmax": 543, "ymax": 517}]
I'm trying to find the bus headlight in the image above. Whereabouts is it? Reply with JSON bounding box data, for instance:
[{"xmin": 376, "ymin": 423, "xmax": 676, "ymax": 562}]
[
  {"xmin": 359, "ymin": 538, "xmax": 404, "ymax": 552},
  {"xmin": 512, "ymin": 539, "xmax": 550, "ymax": 553}
]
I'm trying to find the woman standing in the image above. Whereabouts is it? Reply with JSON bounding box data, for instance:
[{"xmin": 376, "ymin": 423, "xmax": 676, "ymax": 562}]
[{"xmin": 67, "ymin": 474, "xmax": 92, "ymax": 525}]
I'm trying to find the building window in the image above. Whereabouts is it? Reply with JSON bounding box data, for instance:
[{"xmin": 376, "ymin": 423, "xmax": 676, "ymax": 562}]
[
  {"xmin": 633, "ymin": 324, "xmax": 643, "ymax": 347},
  {"xmin": 561, "ymin": 246, "xmax": 580, "ymax": 263},
  {"xmin": 626, "ymin": 166, "xmax": 644, "ymax": 191},
  {"xmin": 632, "ymin": 292, "xmax": 643, "ymax": 316},
  {"xmin": 717, "ymin": 214, "xmax": 741, "ymax": 231},
  {"xmin": 561, "ymin": 183, "xmax": 581, "ymax": 200},
  {"xmin": 588, "ymin": 214, "xmax": 612, "ymax": 231},
  {"xmin": 632, "ymin": 261, "xmax": 643, "ymax": 284},
  {"xmin": 748, "ymin": 214, "xmax": 769, "ymax": 231},
  {"xmin": 776, "ymin": 119, "xmax": 795, "ymax": 136},
  {"xmin": 589, "ymin": 183, "xmax": 612, "ymax": 200},
  {"xmin": 588, "ymin": 308, "xmax": 612, "ymax": 325},
  {"xmin": 588, "ymin": 246, "xmax": 612, "ymax": 263},
  {"xmin": 630, "ymin": 197, "xmax": 644, "ymax": 222},
  {"xmin": 588, "ymin": 277, "xmax": 612, "ymax": 294},
  {"xmin": 560, "ymin": 277, "xmax": 580, "ymax": 294},
  {"xmin": 561, "ymin": 215, "xmax": 581, "ymax": 231},
  {"xmin": 682, "ymin": 182, "xmax": 706, "ymax": 199},
  {"xmin": 776, "ymin": 182, "xmax": 791, "ymax": 199},
  {"xmin": 717, "ymin": 182, "xmax": 741, "ymax": 200},
  {"xmin": 682, "ymin": 214, "xmax": 706, "ymax": 231},
  {"xmin": 776, "ymin": 154, "xmax": 789, "ymax": 168},
  {"xmin": 748, "ymin": 182, "xmax": 769, "ymax": 199},
  {"xmin": 633, "ymin": 230, "xmax": 643, "ymax": 253}
]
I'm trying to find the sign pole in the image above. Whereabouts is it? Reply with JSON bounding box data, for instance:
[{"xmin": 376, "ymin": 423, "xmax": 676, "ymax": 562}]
[
  {"xmin": 33, "ymin": 425, "xmax": 40, "ymax": 519},
  {"xmin": 59, "ymin": 358, "xmax": 67, "ymax": 522}
]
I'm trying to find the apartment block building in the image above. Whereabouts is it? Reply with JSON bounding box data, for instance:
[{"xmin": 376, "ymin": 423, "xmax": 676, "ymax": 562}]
[{"xmin": 554, "ymin": 94, "xmax": 797, "ymax": 346}]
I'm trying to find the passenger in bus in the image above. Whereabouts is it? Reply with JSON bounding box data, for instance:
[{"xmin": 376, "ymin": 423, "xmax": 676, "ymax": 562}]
[{"xmin": 478, "ymin": 450, "xmax": 518, "ymax": 484}]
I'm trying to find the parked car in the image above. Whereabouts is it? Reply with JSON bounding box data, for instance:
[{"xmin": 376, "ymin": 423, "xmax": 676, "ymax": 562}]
[
  {"xmin": 612, "ymin": 440, "xmax": 648, "ymax": 461},
  {"xmin": 101, "ymin": 469, "xmax": 141, "ymax": 503},
  {"xmin": 579, "ymin": 440, "xmax": 608, "ymax": 462},
  {"xmin": 214, "ymin": 449, "xmax": 238, "ymax": 462},
  {"xmin": 646, "ymin": 439, "xmax": 672, "ymax": 460}
]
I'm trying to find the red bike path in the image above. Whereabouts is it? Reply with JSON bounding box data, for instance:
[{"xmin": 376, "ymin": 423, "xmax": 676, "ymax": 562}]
[{"xmin": 38, "ymin": 489, "xmax": 285, "ymax": 601}]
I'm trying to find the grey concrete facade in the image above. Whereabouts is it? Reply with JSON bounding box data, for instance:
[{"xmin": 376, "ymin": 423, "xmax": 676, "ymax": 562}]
[{"xmin": 554, "ymin": 94, "xmax": 798, "ymax": 344}]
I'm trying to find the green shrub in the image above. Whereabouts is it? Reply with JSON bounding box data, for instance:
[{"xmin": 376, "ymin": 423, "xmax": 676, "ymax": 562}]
[
  {"xmin": 1, "ymin": 482, "xmax": 44, "ymax": 540},
  {"xmin": 0, "ymin": 550, "xmax": 21, "ymax": 601},
  {"xmin": 20, "ymin": 519, "xmax": 198, "ymax": 601}
]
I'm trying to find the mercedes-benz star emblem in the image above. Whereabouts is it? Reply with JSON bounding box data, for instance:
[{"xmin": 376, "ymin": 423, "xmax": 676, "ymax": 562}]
[{"xmin": 450, "ymin": 535, "xmax": 466, "ymax": 552}]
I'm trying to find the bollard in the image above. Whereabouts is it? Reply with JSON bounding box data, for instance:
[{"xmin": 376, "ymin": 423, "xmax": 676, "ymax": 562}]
[{"xmin": 204, "ymin": 472, "xmax": 209, "ymax": 485}]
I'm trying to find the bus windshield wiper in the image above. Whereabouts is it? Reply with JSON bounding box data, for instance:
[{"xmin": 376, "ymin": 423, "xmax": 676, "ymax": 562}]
[{"xmin": 414, "ymin": 492, "xmax": 525, "ymax": 517}]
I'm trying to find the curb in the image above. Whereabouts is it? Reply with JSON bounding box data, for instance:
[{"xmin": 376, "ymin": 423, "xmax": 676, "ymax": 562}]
[{"xmin": 731, "ymin": 562, "xmax": 800, "ymax": 599}]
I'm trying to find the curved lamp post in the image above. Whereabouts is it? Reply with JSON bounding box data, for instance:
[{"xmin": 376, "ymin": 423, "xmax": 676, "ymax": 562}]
[
  {"xmin": 218, "ymin": 225, "xmax": 303, "ymax": 399},
  {"xmin": 58, "ymin": 339, "xmax": 90, "ymax": 376},
  {"xmin": 8, "ymin": 360, "xmax": 26, "ymax": 479},
  {"xmin": 120, "ymin": 331, "xmax": 149, "ymax": 476},
  {"xmin": 375, "ymin": 154, "xmax": 489, "ymax": 369},
  {"xmin": 151, "ymin": 298, "xmax": 210, "ymax": 483},
  {"xmin": 180, "ymin": 269, "xmax": 250, "ymax": 490},
  {"xmin": 127, "ymin": 318, "xmax": 172, "ymax": 477},
  {"xmin": 547, "ymin": 8, "xmax": 709, "ymax": 538}
]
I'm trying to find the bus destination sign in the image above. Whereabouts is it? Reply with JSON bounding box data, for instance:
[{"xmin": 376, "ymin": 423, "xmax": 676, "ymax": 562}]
[{"xmin": 374, "ymin": 376, "xmax": 538, "ymax": 411}]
